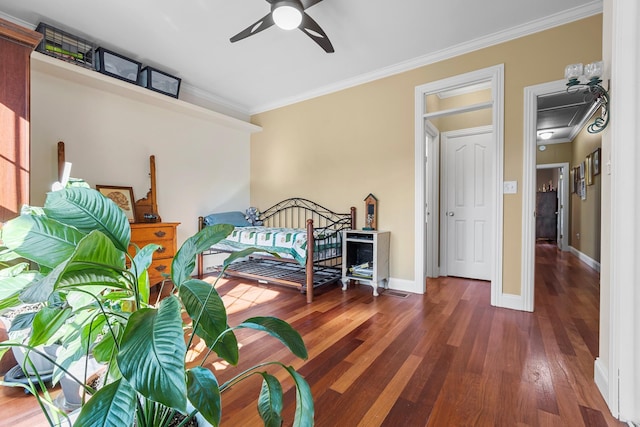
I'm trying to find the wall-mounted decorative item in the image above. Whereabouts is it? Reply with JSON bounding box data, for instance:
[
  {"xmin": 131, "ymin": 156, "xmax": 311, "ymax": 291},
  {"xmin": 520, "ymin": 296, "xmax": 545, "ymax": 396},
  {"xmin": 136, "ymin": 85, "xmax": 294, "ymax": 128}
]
[
  {"xmin": 96, "ymin": 185, "xmax": 136, "ymax": 222},
  {"xmin": 139, "ymin": 66, "xmax": 181, "ymax": 98},
  {"xmin": 593, "ymin": 148, "xmax": 601, "ymax": 175},
  {"xmin": 586, "ymin": 154, "xmax": 594, "ymax": 186},
  {"xmin": 564, "ymin": 61, "xmax": 610, "ymax": 133},
  {"xmin": 35, "ymin": 22, "xmax": 96, "ymax": 69},
  {"xmin": 95, "ymin": 47, "xmax": 141, "ymax": 84},
  {"xmin": 363, "ymin": 193, "xmax": 378, "ymax": 230}
]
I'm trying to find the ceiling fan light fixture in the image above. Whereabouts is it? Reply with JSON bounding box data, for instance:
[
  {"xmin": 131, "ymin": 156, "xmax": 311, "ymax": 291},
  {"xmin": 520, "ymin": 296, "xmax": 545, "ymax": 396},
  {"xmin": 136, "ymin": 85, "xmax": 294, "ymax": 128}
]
[{"xmin": 272, "ymin": 1, "xmax": 303, "ymax": 30}]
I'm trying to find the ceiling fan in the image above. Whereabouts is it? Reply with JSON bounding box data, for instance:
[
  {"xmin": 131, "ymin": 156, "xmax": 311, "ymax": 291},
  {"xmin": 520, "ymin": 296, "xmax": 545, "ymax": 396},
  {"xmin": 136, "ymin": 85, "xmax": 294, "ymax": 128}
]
[{"xmin": 230, "ymin": 0, "xmax": 334, "ymax": 53}]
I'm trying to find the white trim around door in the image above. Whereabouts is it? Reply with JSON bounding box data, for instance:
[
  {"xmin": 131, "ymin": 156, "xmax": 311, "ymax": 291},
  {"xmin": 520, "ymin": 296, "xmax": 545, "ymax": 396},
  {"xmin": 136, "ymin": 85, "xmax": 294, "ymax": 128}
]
[
  {"xmin": 414, "ymin": 64, "xmax": 504, "ymax": 304},
  {"xmin": 522, "ymin": 79, "xmax": 568, "ymax": 312}
]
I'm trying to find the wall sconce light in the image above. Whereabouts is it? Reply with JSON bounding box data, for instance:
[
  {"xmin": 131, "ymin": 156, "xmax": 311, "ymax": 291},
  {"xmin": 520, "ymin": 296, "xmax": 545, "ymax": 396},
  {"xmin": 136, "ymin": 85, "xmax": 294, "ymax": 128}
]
[{"xmin": 565, "ymin": 61, "xmax": 609, "ymax": 133}]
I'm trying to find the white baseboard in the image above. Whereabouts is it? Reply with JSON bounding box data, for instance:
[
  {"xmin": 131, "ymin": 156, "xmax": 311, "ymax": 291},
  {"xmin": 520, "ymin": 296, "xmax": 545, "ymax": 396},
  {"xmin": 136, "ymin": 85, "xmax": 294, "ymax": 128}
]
[
  {"xmin": 569, "ymin": 246, "xmax": 601, "ymax": 272},
  {"xmin": 594, "ymin": 357, "xmax": 610, "ymax": 408},
  {"xmin": 387, "ymin": 277, "xmax": 420, "ymax": 294},
  {"xmin": 495, "ymin": 293, "xmax": 527, "ymax": 311}
]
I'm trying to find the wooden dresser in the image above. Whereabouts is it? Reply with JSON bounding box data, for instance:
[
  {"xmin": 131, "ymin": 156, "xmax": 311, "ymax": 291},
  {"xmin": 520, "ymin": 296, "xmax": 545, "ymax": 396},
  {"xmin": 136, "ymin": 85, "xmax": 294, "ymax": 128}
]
[{"xmin": 129, "ymin": 222, "xmax": 180, "ymax": 286}]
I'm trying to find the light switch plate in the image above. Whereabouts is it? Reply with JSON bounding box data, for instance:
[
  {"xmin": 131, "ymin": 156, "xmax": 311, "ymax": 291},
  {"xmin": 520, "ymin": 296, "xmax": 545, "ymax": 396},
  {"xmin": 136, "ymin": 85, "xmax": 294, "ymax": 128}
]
[{"xmin": 503, "ymin": 181, "xmax": 518, "ymax": 194}]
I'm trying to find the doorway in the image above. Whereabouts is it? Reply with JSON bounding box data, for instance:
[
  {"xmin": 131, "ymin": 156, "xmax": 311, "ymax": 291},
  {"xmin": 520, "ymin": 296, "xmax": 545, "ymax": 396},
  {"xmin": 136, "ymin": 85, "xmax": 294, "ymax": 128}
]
[
  {"xmin": 536, "ymin": 162, "xmax": 569, "ymax": 251},
  {"xmin": 414, "ymin": 64, "xmax": 504, "ymax": 305}
]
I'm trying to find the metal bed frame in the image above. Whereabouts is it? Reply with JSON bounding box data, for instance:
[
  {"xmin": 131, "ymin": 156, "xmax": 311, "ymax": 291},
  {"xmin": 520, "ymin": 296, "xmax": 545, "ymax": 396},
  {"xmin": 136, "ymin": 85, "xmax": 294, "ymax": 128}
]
[{"xmin": 197, "ymin": 198, "xmax": 356, "ymax": 303}]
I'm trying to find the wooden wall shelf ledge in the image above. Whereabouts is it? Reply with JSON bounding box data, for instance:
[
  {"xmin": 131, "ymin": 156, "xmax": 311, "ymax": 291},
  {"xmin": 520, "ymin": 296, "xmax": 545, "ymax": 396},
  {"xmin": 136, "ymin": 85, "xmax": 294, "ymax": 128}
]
[{"xmin": 30, "ymin": 51, "xmax": 261, "ymax": 134}]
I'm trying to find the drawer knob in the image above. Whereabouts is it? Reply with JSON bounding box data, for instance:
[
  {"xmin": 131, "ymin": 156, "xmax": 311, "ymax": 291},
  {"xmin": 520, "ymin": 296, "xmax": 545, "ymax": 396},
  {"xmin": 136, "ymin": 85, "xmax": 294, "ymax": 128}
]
[
  {"xmin": 156, "ymin": 246, "xmax": 166, "ymax": 254},
  {"xmin": 154, "ymin": 231, "xmax": 167, "ymax": 238},
  {"xmin": 155, "ymin": 265, "xmax": 167, "ymax": 272}
]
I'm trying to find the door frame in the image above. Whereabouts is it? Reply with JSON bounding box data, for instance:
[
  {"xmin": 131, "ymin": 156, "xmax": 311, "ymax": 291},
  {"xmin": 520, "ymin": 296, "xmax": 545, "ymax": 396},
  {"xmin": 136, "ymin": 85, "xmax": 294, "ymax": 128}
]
[
  {"xmin": 414, "ymin": 64, "xmax": 504, "ymax": 304},
  {"xmin": 536, "ymin": 162, "xmax": 570, "ymax": 251},
  {"xmin": 522, "ymin": 79, "xmax": 567, "ymax": 312},
  {"xmin": 440, "ymin": 125, "xmax": 493, "ymax": 279},
  {"xmin": 424, "ymin": 120, "xmax": 440, "ymax": 278}
]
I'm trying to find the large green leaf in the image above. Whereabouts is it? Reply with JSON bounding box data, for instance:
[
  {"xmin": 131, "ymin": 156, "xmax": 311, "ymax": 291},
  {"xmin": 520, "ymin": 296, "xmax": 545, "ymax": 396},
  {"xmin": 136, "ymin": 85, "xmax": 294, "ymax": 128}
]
[
  {"xmin": 257, "ymin": 373, "xmax": 283, "ymax": 427},
  {"xmin": 236, "ymin": 317, "xmax": 308, "ymax": 360},
  {"xmin": 29, "ymin": 307, "xmax": 72, "ymax": 347},
  {"xmin": 0, "ymin": 264, "xmax": 41, "ymax": 303},
  {"xmin": 1, "ymin": 215, "xmax": 84, "ymax": 268},
  {"xmin": 187, "ymin": 367, "xmax": 221, "ymax": 427},
  {"xmin": 28, "ymin": 306, "xmax": 72, "ymax": 347},
  {"xmin": 19, "ymin": 260, "xmax": 68, "ymax": 303},
  {"xmin": 67, "ymin": 231, "xmax": 126, "ymax": 274},
  {"xmin": 129, "ymin": 243, "xmax": 160, "ymax": 305},
  {"xmin": 9, "ymin": 311, "xmax": 37, "ymax": 332},
  {"xmin": 284, "ymin": 366, "xmax": 314, "ymax": 427},
  {"xmin": 171, "ymin": 224, "xmax": 234, "ymax": 287},
  {"xmin": 179, "ymin": 279, "xmax": 239, "ymax": 365},
  {"xmin": 20, "ymin": 231, "xmax": 125, "ymax": 304},
  {"xmin": 74, "ymin": 378, "xmax": 136, "ymax": 427},
  {"xmin": 57, "ymin": 269, "xmax": 128, "ymax": 293},
  {"xmin": 44, "ymin": 187, "xmax": 131, "ymax": 253},
  {"xmin": 92, "ymin": 322, "xmax": 122, "ymax": 364},
  {"xmin": 117, "ymin": 295, "xmax": 187, "ymax": 411}
]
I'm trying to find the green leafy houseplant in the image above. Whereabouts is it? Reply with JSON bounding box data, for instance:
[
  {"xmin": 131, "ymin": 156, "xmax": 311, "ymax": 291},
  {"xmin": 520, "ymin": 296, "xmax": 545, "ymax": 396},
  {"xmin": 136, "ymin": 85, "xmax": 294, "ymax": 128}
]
[{"xmin": 0, "ymin": 187, "xmax": 314, "ymax": 426}]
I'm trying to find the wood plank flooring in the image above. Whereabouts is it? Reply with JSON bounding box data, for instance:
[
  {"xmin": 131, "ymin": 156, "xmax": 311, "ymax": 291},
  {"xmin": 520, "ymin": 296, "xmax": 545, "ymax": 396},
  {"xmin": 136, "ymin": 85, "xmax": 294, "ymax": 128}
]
[{"xmin": 0, "ymin": 243, "xmax": 623, "ymax": 426}]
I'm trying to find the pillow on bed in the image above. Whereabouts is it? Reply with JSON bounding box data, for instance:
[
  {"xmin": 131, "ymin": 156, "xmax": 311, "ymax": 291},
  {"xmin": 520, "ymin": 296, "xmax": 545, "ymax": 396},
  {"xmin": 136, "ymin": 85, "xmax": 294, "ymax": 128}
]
[{"xmin": 203, "ymin": 211, "xmax": 251, "ymax": 227}]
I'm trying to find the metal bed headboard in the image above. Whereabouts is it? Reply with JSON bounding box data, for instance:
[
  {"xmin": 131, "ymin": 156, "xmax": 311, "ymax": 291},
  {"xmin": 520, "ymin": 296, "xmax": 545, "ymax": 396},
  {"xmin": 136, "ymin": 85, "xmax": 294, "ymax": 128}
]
[{"xmin": 259, "ymin": 198, "xmax": 356, "ymax": 231}]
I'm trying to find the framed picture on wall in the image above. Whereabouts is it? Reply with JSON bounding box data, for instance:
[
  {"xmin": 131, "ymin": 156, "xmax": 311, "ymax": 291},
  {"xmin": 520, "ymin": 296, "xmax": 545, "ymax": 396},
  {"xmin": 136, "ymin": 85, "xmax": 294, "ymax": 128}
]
[
  {"xmin": 593, "ymin": 148, "xmax": 601, "ymax": 175},
  {"xmin": 586, "ymin": 154, "xmax": 594, "ymax": 186},
  {"xmin": 96, "ymin": 185, "xmax": 136, "ymax": 222}
]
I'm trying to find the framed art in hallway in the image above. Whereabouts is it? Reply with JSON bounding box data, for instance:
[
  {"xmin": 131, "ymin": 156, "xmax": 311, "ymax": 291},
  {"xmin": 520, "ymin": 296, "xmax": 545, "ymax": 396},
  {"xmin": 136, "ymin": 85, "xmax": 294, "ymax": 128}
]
[
  {"xmin": 586, "ymin": 153, "xmax": 594, "ymax": 186},
  {"xmin": 96, "ymin": 185, "xmax": 136, "ymax": 222},
  {"xmin": 593, "ymin": 147, "xmax": 601, "ymax": 175}
]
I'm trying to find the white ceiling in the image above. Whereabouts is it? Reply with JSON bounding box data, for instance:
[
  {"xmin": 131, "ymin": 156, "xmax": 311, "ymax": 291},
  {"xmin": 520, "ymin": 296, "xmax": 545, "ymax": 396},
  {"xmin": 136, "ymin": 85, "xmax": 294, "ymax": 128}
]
[{"xmin": 0, "ymin": 0, "xmax": 601, "ymax": 117}]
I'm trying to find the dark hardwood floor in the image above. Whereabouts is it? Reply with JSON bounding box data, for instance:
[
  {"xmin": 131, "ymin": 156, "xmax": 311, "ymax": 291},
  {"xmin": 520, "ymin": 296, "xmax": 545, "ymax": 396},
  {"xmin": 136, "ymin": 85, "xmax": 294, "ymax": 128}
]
[{"xmin": 0, "ymin": 243, "xmax": 622, "ymax": 426}]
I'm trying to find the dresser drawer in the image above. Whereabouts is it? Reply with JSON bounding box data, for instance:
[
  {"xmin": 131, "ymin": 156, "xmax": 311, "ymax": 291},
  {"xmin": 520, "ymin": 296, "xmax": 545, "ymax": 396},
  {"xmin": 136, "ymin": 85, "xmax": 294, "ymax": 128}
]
[
  {"xmin": 128, "ymin": 240, "xmax": 174, "ymax": 260},
  {"xmin": 147, "ymin": 258, "xmax": 173, "ymax": 285},
  {"xmin": 129, "ymin": 222, "xmax": 179, "ymax": 286},
  {"xmin": 131, "ymin": 224, "xmax": 176, "ymax": 243}
]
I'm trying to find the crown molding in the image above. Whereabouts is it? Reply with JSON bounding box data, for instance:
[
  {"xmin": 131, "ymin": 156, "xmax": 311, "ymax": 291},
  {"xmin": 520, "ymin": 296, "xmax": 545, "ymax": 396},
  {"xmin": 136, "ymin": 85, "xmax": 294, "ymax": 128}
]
[
  {"xmin": 180, "ymin": 83, "xmax": 252, "ymax": 119},
  {"xmin": 0, "ymin": 10, "xmax": 35, "ymax": 29},
  {"xmin": 250, "ymin": 1, "xmax": 603, "ymax": 115}
]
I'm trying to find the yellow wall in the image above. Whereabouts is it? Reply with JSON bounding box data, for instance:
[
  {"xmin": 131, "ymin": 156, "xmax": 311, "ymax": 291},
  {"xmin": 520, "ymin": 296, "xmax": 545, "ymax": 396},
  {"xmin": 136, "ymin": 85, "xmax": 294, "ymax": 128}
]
[
  {"xmin": 570, "ymin": 121, "xmax": 602, "ymax": 261},
  {"xmin": 537, "ymin": 142, "xmax": 572, "ymax": 165},
  {"xmin": 250, "ymin": 16, "xmax": 602, "ymax": 293}
]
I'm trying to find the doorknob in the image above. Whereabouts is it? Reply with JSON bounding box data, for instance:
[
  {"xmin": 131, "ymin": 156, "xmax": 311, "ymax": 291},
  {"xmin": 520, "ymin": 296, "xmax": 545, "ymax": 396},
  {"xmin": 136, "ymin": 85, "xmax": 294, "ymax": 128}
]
[{"xmin": 447, "ymin": 212, "xmax": 455, "ymax": 216}]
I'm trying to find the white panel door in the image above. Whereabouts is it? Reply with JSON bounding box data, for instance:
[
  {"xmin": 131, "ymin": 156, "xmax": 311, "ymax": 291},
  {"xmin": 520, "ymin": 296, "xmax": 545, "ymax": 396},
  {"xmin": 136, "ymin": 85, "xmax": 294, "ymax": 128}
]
[{"xmin": 443, "ymin": 128, "xmax": 493, "ymax": 280}]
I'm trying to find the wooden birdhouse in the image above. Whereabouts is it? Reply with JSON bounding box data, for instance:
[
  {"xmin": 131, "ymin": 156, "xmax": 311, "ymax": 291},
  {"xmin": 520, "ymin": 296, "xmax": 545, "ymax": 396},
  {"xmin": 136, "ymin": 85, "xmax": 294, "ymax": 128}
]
[{"xmin": 363, "ymin": 193, "xmax": 378, "ymax": 230}]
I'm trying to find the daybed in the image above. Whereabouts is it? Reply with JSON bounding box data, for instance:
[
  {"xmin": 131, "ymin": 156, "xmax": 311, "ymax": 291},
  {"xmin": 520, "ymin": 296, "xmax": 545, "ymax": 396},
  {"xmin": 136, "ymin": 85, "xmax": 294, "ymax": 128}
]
[{"xmin": 197, "ymin": 198, "xmax": 356, "ymax": 303}]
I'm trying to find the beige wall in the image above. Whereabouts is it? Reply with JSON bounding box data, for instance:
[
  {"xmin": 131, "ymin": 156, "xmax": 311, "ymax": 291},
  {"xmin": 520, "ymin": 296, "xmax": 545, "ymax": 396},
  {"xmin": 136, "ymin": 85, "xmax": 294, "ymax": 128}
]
[
  {"xmin": 570, "ymin": 121, "xmax": 602, "ymax": 261},
  {"xmin": 30, "ymin": 63, "xmax": 255, "ymax": 248},
  {"xmin": 251, "ymin": 15, "xmax": 602, "ymax": 292},
  {"xmin": 537, "ymin": 142, "xmax": 572, "ymax": 165}
]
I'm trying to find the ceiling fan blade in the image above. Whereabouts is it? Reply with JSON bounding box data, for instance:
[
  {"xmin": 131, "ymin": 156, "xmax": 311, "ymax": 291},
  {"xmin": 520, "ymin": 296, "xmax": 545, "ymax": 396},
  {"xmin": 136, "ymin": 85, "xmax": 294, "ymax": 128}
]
[
  {"xmin": 300, "ymin": 0, "xmax": 324, "ymax": 10},
  {"xmin": 299, "ymin": 12, "xmax": 334, "ymax": 53},
  {"xmin": 230, "ymin": 13, "xmax": 275, "ymax": 43}
]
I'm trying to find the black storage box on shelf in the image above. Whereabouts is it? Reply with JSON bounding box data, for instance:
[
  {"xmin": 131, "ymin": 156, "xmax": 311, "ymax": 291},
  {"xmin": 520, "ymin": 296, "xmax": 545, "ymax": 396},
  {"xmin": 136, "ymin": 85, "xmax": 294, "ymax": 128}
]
[
  {"xmin": 35, "ymin": 23, "xmax": 96, "ymax": 69},
  {"xmin": 95, "ymin": 47, "xmax": 141, "ymax": 84},
  {"xmin": 139, "ymin": 66, "xmax": 181, "ymax": 98}
]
